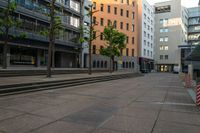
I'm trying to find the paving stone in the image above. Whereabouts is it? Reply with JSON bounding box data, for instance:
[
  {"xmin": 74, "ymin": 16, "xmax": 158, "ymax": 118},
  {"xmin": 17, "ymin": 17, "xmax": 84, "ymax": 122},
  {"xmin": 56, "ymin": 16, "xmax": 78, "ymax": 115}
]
[
  {"xmin": 92, "ymin": 128, "xmax": 128, "ymax": 133},
  {"xmin": 0, "ymin": 108, "xmax": 22, "ymax": 121},
  {"xmin": 117, "ymin": 107, "xmax": 159, "ymax": 120},
  {"xmin": 158, "ymin": 110, "xmax": 200, "ymax": 126},
  {"xmin": 153, "ymin": 120, "xmax": 200, "ymax": 133},
  {"xmin": 101, "ymin": 115, "xmax": 155, "ymax": 133},
  {"xmin": 62, "ymin": 110, "xmax": 112, "ymax": 127},
  {"xmin": 0, "ymin": 114, "xmax": 52, "ymax": 133},
  {"xmin": 31, "ymin": 121, "xmax": 94, "ymax": 133}
]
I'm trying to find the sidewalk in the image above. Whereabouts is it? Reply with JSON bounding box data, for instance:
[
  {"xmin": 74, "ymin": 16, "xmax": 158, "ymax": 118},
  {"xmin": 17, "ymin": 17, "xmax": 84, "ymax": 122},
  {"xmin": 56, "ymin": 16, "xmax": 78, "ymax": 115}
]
[
  {"xmin": 0, "ymin": 73, "xmax": 199, "ymax": 133},
  {"xmin": 0, "ymin": 71, "xmax": 136, "ymax": 86}
]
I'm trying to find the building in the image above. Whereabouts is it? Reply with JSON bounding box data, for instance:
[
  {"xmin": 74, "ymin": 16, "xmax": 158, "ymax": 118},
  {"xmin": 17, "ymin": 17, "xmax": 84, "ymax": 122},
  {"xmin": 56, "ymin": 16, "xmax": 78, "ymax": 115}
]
[
  {"xmin": 179, "ymin": 4, "xmax": 200, "ymax": 78},
  {"xmin": 0, "ymin": 0, "xmax": 83, "ymax": 68},
  {"xmin": 136, "ymin": 0, "xmax": 155, "ymax": 73},
  {"xmin": 154, "ymin": 0, "xmax": 188, "ymax": 72},
  {"xmin": 91, "ymin": 0, "xmax": 138, "ymax": 71},
  {"xmin": 81, "ymin": 0, "xmax": 91, "ymax": 68}
]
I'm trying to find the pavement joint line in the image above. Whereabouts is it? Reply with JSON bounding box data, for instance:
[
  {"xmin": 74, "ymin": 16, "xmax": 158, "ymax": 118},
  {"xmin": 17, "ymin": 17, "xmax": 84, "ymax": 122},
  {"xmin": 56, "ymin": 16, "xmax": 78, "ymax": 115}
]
[
  {"xmin": 150, "ymin": 102, "xmax": 195, "ymax": 106},
  {"xmin": 0, "ymin": 113, "xmax": 25, "ymax": 123},
  {"xmin": 150, "ymin": 83, "xmax": 170, "ymax": 133},
  {"xmin": 158, "ymin": 119, "xmax": 200, "ymax": 127}
]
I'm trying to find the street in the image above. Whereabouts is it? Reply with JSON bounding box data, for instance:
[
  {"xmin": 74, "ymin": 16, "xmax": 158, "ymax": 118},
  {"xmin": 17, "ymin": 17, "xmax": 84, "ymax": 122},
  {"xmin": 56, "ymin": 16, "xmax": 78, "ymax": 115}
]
[{"xmin": 0, "ymin": 73, "xmax": 199, "ymax": 133}]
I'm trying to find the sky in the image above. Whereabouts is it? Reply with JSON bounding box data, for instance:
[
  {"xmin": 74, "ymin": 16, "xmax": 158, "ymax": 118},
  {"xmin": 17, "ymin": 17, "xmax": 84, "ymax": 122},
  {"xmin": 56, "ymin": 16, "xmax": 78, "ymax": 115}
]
[{"xmin": 147, "ymin": 0, "xmax": 199, "ymax": 8}]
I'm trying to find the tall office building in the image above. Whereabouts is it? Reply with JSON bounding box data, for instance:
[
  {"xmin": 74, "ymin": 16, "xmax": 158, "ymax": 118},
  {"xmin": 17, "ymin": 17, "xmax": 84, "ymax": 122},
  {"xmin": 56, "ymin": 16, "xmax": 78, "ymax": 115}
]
[
  {"xmin": 136, "ymin": 0, "xmax": 155, "ymax": 72},
  {"xmin": 91, "ymin": 0, "xmax": 138, "ymax": 71},
  {"xmin": 0, "ymin": 0, "xmax": 83, "ymax": 68},
  {"xmin": 154, "ymin": 0, "xmax": 188, "ymax": 72}
]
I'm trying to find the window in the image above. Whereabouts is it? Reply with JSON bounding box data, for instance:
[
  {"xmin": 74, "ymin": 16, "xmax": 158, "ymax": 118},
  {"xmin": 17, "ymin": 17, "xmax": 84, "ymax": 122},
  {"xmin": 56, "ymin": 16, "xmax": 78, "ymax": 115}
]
[
  {"xmin": 126, "ymin": 10, "xmax": 129, "ymax": 18},
  {"xmin": 126, "ymin": 23, "xmax": 129, "ymax": 31},
  {"xmin": 100, "ymin": 18, "xmax": 104, "ymax": 26},
  {"xmin": 132, "ymin": 24, "xmax": 134, "ymax": 32},
  {"xmin": 147, "ymin": 50, "xmax": 149, "ymax": 56},
  {"xmin": 120, "ymin": 49, "xmax": 123, "ymax": 55},
  {"xmin": 132, "ymin": 37, "xmax": 134, "ymax": 44},
  {"xmin": 100, "ymin": 33, "xmax": 103, "ymax": 40},
  {"xmin": 164, "ymin": 37, "xmax": 168, "ymax": 42},
  {"xmin": 93, "ymin": 16, "xmax": 96, "ymax": 24},
  {"xmin": 93, "ymin": 2, "xmax": 96, "ymax": 10},
  {"xmin": 132, "ymin": 12, "xmax": 135, "ymax": 19},
  {"xmin": 165, "ymin": 55, "xmax": 168, "ymax": 59},
  {"xmin": 70, "ymin": 16, "xmax": 80, "ymax": 27},
  {"xmin": 114, "ymin": 7, "xmax": 117, "ymax": 15},
  {"xmin": 132, "ymin": 49, "xmax": 134, "ymax": 57},
  {"xmin": 164, "ymin": 46, "xmax": 168, "ymax": 50},
  {"xmin": 114, "ymin": 20, "xmax": 117, "ymax": 28},
  {"xmin": 126, "ymin": 48, "xmax": 129, "ymax": 56},
  {"xmin": 108, "ymin": 5, "xmax": 111, "ymax": 13},
  {"xmin": 160, "ymin": 19, "xmax": 163, "ymax": 24},
  {"xmin": 144, "ymin": 14, "xmax": 146, "ymax": 19},
  {"xmin": 107, "ymin": 19, "xmax": 111, "ymax": 26},
  {"xmin": 120, "ymin": 9, "xmax": 123, "ymax": 16},
  {"xmin": 126, "ymin": 36, "xmax": 129, "ymax": 43},
  {"xmin": 160, "ymin": 55, "xmax": 163, "ymax": 60},
  {"xmin": 127, "ymin": 0, "xmax": 129, "ymax": 5},
  {"xmin": 160, "ymin": 37, "xmax": 164, "ymax": 42},
  {"xmin": 92, "ymin": 45, "xmax": 96, "ymax": 54},
  {"xmin": 144, "ymin": 49, "xmax": 146, "ymax": 56},
  {"xmin": 144, "ymin": 40, "xmax": 146, "ymax": 45},
  {"xmin": 155, "ymin": 5, "xmax": 171, "ymax": 14},
  {"xmin": 144, "ymin": 31, "xmax": 146, "ymax": 37},
  {"xmin": 120, "ymin": 22, "xmax": 123, "ymax": 29},
  {"xmin": 160, "ymin": 46, "xmax": 164, "ymax": 50},
  {"xmin": 100, "ymin": 4, "xmax": 104, "ymax": 11}
]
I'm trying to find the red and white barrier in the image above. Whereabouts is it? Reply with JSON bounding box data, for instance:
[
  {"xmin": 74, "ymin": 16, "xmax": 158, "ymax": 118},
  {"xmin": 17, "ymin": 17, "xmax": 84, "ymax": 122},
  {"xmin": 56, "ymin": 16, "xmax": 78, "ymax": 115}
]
[{"xmin": 196, "ymin": 85, "xmax": 200, "ymax": 106}]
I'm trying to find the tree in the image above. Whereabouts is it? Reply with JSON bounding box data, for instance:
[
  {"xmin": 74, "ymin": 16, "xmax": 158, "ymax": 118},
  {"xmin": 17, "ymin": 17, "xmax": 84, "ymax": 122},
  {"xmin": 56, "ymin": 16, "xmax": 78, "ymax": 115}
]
[
  {"xmin": 79, "ymin": 4, "xmax": 99, "ymax": 75},
  {"xmin": 100, "ymin": 23, "xmax": 126, "ymax": 73},
  {"xmin": 0, "ymin": 0, "xmax": 24, "ymax": 69},
  {"xmin": 41, "ymin": 0, "xmax": 63, "ymax": 78}
]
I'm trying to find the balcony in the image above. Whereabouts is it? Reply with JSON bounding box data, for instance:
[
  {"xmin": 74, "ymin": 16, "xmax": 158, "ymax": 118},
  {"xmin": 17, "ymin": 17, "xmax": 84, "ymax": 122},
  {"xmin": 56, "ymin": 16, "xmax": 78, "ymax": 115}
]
[{"xmin": 9, "ymin": 28, "xmax": 81, "ymax": 48}]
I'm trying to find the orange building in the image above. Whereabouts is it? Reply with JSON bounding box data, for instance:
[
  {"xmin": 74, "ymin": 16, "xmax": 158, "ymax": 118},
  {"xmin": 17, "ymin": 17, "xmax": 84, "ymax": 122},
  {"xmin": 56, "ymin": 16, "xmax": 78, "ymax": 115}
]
[{"xmin": 91, "ymin": 0, "xmax": 139, "ymax": 70}]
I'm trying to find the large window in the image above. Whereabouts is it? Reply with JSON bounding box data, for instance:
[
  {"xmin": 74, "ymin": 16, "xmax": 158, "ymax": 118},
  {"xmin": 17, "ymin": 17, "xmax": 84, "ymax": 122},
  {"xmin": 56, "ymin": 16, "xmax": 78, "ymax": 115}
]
[
  {"xmin": 70, "ymin": 0, "xmax": 80, "ymax": 12},
  {"xmin": 155, "ymin": 5, "xmax": 171, "ymax": 14},
  {"xmin": 70, "ymin": 16, "xmax": 80, "ymax": 28}
]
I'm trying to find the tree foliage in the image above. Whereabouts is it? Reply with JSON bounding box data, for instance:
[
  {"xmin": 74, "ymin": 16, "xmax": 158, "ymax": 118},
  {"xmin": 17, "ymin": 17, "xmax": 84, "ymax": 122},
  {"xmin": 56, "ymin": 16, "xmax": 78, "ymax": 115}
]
[{"xmin": 100, "ymin": 24, "xmax": 126, "ymax": 57}]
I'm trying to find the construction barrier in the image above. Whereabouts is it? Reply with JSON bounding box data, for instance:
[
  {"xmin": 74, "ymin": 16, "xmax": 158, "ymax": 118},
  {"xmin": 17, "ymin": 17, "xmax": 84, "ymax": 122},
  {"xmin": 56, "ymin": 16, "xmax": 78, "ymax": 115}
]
[{"xmin": 196, "ymin": 85, "xmax": 200, "ymax": 106}]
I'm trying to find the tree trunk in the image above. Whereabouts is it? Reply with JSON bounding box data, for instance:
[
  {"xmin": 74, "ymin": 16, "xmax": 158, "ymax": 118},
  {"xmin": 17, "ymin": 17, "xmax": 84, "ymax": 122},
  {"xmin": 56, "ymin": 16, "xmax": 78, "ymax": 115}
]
[
  {"xmin": 2, "ymin": 28, "xmax": 9, "ymax": 69},
  {"xmin": 112, "ymin": 56, "xmax": 115, "ymax": 72},
  {"xmin": 52, "ymin": 43, "xmax": 55, "ymax": 68},
  {"xmin": 88, "ymin": 5, "xmax": 93, "ymax": 75},
  {"xmin": 109, "ymin": 56, "xmax": 112, "ymax": 73},
  {"xmin": 47, "ymin": 41, "xmax": 52, "ymax": 77},
  {"xmin": 47, "ymin": 0, "xmax": 55, "ymax": 78}
]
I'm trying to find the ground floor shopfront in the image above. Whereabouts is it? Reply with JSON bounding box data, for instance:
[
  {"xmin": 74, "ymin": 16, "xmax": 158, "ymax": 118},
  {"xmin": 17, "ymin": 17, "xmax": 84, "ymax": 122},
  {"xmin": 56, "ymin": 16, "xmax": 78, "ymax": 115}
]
[
  {"xmin": 139, "ymin": 57, "xmax": 154, "ymax": 73},
  {"xmin": 83, "ymin": 54, "xmax": 139, "ymax": 72},
  {"xmin": 156, "ymin": 64, "xmax": 178, "ymax": 72},
  {"xmin": 0, "ymin": 43, "xmax": 80, "ymax": 68}
]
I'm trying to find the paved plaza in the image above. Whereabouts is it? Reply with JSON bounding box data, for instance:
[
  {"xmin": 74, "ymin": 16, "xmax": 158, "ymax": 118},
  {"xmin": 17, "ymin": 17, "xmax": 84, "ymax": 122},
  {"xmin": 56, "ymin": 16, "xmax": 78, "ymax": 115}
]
[{"xmin": 0, "ymin": 73, "xmax": 200, "ymax": 133}]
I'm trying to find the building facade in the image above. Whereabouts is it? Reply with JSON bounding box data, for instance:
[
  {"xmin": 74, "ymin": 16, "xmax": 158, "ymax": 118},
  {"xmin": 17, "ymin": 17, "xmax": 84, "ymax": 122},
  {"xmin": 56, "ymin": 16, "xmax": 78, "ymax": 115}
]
[
  {"xmin": 91, "ymin": 0, "xmax": 138, "ymax": 71},
  {"xmin": 136, "ymin": 0, "xmax": 155, "ymax": 72},
  {"xmin": 81, "ymin": 0, "xmax": 91, "ymax": 68},
  {"xmin": 0, "ymin": 0, "xmax": 83, "ymax": 68},
  {"xmin": 154, "ymin": 0, "xmax": 188, "ymax": 72},
  {"xmin": 179, "ymin": 5, "xmax": 200, "ymax": 76}
]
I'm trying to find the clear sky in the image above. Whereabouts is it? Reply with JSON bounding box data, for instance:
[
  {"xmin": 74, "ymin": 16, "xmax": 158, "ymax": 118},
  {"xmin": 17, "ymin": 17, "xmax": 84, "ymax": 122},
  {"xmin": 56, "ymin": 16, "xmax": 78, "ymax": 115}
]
[{"xmin": 147, "ymin": 0, "xmax": 199, "ymax": 8}]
